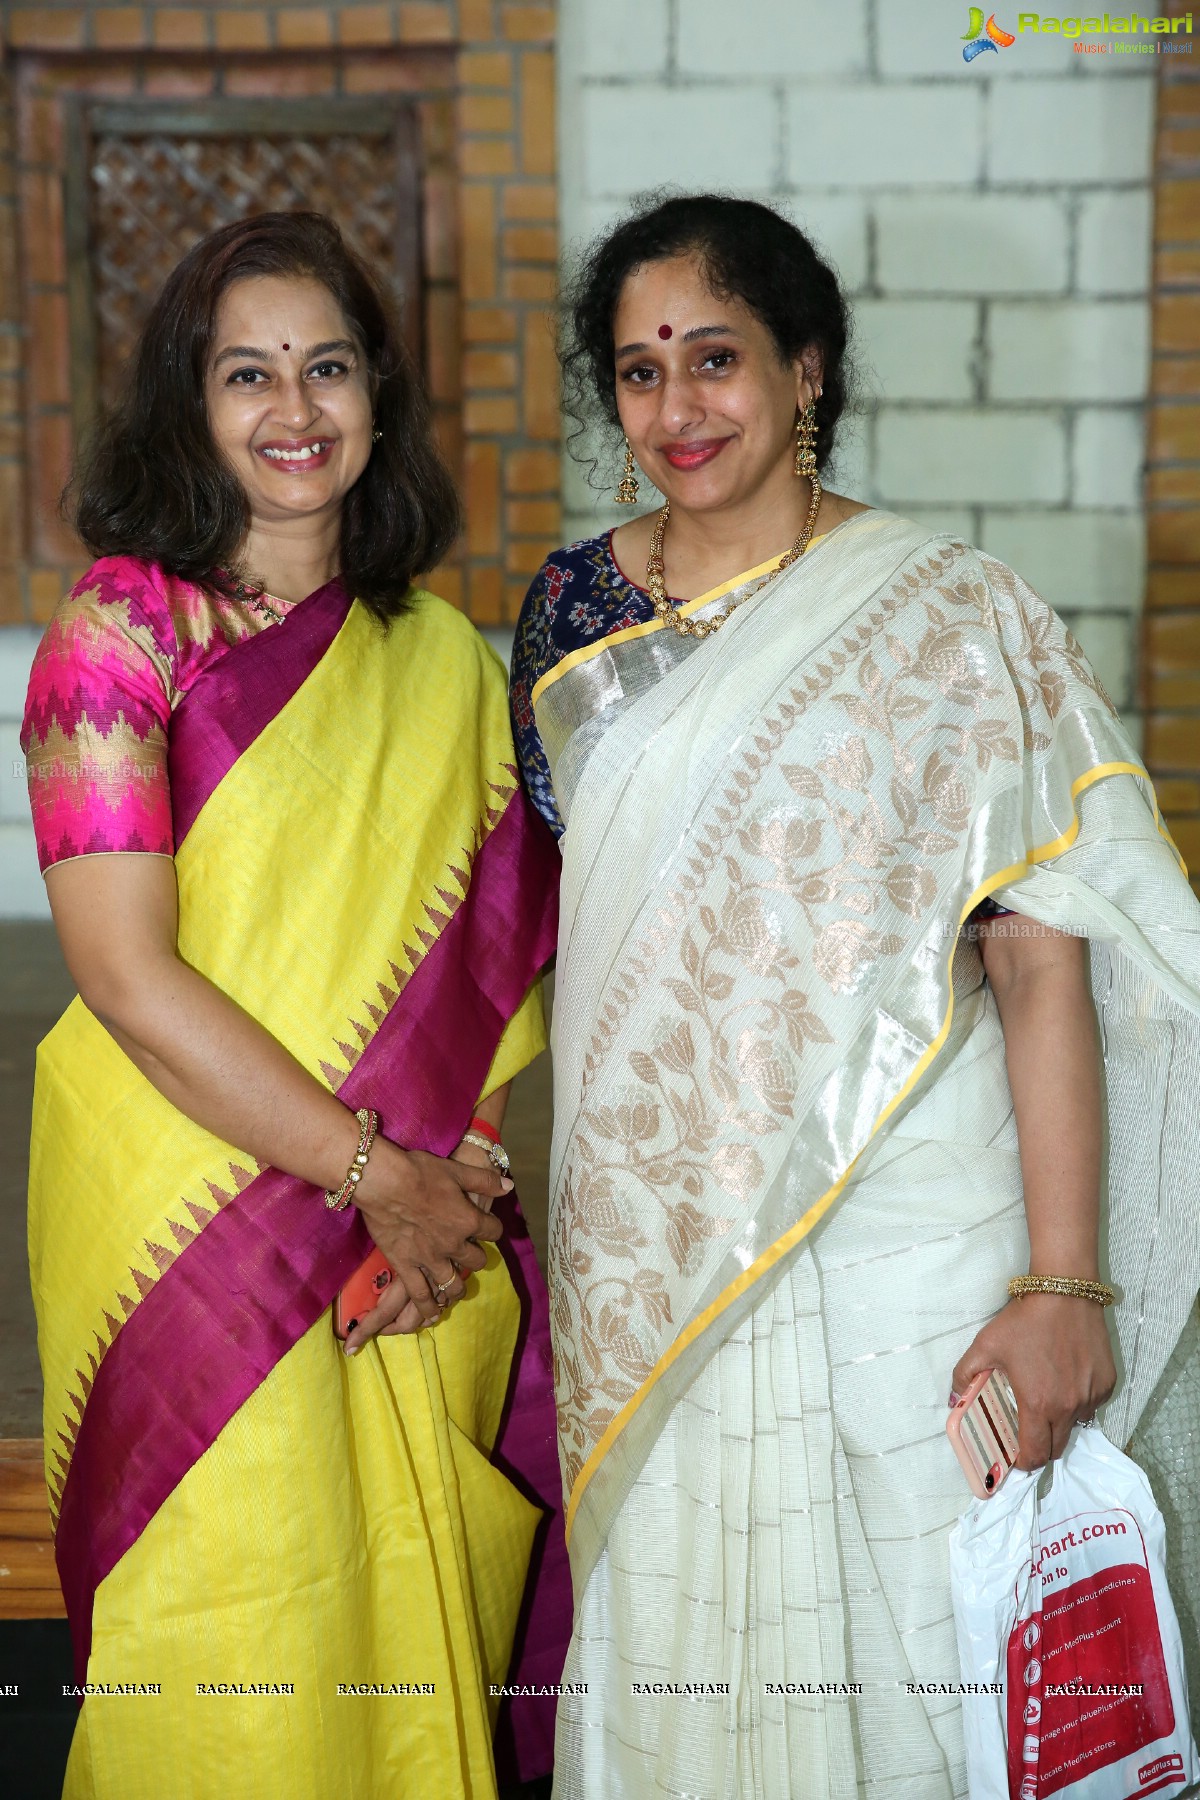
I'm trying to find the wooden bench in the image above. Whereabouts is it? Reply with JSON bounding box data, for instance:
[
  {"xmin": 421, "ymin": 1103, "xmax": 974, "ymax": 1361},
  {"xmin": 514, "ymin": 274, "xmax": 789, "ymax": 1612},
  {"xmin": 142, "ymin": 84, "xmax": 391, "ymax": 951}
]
[{"xmin": 0, "ymin": 1440, "xmax": 64, "ymax": 1619}]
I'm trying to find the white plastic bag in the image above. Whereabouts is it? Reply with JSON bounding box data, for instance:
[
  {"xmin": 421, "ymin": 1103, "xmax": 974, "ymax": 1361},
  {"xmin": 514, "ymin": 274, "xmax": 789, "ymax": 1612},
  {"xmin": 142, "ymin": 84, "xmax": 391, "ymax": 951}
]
[{"xmin": 949, "ymin": 1426, "xmax": 1198, "ymax": 1799}]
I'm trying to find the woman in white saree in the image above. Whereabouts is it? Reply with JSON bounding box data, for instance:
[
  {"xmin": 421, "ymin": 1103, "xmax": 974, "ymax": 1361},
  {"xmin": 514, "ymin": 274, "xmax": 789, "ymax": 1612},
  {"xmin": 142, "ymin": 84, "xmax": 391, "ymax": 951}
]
[{"xmin": 509, "ymin": 195, "xmax": 1200, "ymax": 1798}]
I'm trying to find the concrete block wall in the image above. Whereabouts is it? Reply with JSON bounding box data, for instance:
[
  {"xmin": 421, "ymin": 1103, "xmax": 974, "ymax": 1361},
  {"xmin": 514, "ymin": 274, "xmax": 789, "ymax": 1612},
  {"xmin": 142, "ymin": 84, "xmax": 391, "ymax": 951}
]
[{"xmin": 557, "ymin": 0, "xmax": 1159, "ymax": 723}]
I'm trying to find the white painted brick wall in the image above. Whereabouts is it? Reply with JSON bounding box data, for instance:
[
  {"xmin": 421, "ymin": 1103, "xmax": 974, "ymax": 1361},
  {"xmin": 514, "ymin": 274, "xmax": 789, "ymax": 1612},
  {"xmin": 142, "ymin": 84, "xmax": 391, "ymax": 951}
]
[
  {"xmin": 979, "ymin": 511, "xmax": 1146, "ymax": 615},
  {"xmin": 853, "ymin": 300, "xmax": 979, "ymax": 401},
  {"xmin": 580, "ymin": 86, "xmax": 777, "ymax": 197},
  {"xmin": 1076, "ymin": 190, "xmax": 1155, "ymax": 295},
  {"xmin": 578, "ymin": 0, "xmax": 670, "ymax": 78},
  {"xmin": 989, "ymin": 300, "xmax": 1150, "ymax": 401},
  {"xmin": 785, "ymin": 84, "xmax": 984, "ymax": 188},
  {"xmin": 1055, "ymin": 613, "xmax": 1135, "ymax": 710},
  {"xmin": 558, "ymin": 0, "xmax": 1156, "ymax": 695},
  {"xmin": 790, "ymin": 194, "xmax": 870, "ymax": 294},
  {"xmin": 875, "ymin": 195, "xmax": 1071, "ymax": 294},
  {"xmin": 677, "ymin": 0, "xmax": 869, "ymax": 78},
  {"xmin": 877, "ymin": 410, "xmax": 1068, "ymax": 505},
  {"xmin": 1072, "ymin": 408, "xmax": 1146, "ymax": 509},
  {"xmin": 986, "ymin": 77, "xmax": 1156, "ymax": 184}
]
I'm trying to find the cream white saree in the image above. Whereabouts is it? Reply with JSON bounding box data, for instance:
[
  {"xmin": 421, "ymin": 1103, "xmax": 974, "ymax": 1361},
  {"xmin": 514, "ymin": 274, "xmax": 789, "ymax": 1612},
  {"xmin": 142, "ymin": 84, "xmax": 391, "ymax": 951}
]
[{"xmin": 538, "ymin": 512, "xmax": 1200, "ymax": 1797}]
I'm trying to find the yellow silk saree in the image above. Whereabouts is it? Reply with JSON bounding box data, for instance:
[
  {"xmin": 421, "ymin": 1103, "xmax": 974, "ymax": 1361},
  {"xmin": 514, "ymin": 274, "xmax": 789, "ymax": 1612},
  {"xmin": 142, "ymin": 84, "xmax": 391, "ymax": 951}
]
[{"xmin": 28, "ymin": 577, "xmax": 567, "ymax": 1797}]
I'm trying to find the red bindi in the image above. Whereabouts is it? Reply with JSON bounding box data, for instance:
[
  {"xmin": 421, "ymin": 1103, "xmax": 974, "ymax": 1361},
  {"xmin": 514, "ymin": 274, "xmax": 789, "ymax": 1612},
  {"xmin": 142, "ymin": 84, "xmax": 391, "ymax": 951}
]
[
  {"xmin": 281, "ymin": 342, "xmax": 290, "ymax": 351},
  {"xmin": 658, "ymin": 324, "xmax": 673, "ymax": 340}
]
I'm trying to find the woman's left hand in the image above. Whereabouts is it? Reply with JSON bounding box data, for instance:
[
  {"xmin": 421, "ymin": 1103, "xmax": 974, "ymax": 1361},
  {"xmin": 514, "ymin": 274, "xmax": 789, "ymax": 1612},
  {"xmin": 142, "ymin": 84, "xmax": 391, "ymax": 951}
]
[
  {"xmin": 343, "ymin": 1273, "xmax": 429, "ymax": 1351},
  {"xmin": 951, "ymin": 1294, "xmax": 1117, "ymax": 1470},
  {"xmin": 343, "ymin": 1134, "xmax": 501, "ymax": 1353}
]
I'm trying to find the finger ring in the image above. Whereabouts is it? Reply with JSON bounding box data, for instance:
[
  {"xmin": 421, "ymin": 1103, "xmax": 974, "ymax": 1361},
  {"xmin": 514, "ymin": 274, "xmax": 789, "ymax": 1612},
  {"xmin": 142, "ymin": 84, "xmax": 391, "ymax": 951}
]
[{"xmin": 433, "ymin": 1274, "xmax": 455, "ymax": 1294}]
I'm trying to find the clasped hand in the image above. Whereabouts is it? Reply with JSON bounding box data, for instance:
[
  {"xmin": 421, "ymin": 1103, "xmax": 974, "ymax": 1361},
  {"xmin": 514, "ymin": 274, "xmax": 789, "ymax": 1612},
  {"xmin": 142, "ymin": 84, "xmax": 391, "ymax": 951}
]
[
  {"xmin": 951, "ymin": 1294, "xmax": 1117, "ymax": 1471},
  {"xmin": 342, "ymin": 1138, "xmax": 509, "ymax": 1353}
]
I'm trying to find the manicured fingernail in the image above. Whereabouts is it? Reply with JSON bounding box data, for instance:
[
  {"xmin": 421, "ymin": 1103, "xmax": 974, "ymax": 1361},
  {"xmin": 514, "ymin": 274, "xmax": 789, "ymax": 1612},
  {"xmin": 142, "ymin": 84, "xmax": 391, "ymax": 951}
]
[
  {"xmin": 500, "ymin": 1177, "xmax": 514, "ymax": 1191},
  {"xmin": 948, "ymin": 1390, "xmax": 961, "ymax": 1407}
]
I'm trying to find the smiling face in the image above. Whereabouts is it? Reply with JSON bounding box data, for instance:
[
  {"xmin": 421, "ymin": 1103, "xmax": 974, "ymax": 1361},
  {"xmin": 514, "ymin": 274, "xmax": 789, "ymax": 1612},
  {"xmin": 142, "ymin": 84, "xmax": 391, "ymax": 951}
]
[
  {"xmin": 612, "ymin": 253, "xmax": 819, "ymax": 515},
  {"xmin": 204, "ymin": 273, "xmax": 374, "ymax": 534}
]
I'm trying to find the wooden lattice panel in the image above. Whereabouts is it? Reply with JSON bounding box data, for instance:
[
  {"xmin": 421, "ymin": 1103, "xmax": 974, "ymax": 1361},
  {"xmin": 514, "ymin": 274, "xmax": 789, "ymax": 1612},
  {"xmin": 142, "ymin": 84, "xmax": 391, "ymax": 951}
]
[{"xmin": 80, "ymin": 104, "xmax": 420, "ymax": 413}]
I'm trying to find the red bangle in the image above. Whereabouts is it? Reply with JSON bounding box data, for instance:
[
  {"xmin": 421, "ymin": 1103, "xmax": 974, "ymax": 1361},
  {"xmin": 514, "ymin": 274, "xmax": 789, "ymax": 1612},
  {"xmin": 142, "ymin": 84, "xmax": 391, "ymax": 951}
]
[{"xmin": 469, "ymin": 1115, "xmax": 500, "ymax": 1144}]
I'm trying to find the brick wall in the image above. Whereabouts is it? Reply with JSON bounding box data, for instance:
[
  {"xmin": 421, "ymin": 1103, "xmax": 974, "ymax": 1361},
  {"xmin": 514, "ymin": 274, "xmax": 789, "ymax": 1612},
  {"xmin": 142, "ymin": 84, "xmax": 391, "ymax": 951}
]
[
  {"xmin": 1144, "ymin": 64, "xmax": 1200, "ymax": 884},
  {"xmin": 558, "ymin": 0, "xmax": 1159, "ymax": 723},
  {"xmin": 0, "ymin": 0, "xmax": 558, "ymax": 915}
]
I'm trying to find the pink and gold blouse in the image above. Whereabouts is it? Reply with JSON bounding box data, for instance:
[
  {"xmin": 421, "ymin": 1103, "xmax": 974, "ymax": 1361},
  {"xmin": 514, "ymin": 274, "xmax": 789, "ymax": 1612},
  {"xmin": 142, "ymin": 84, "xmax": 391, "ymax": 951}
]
[{"xmin": 21, "ymin": 557, "xmax": 293, "ymax": 871}]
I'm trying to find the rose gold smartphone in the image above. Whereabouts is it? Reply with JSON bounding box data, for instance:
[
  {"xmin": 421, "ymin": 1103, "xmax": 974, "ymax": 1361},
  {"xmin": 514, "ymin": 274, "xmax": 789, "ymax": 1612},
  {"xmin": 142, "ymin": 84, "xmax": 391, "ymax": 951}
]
[
  {"xmin": 333, "ymin": 1247, "xmax": 393, "ymax": 1341},
  {"xmin": 946, "ymin": 1368, "xmax": 1020, "ymax": 1498}
]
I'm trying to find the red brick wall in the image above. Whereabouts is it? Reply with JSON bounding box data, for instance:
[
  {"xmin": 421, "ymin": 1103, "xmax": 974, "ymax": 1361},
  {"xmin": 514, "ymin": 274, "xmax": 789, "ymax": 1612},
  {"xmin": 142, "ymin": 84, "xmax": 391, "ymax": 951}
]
[
  {"xmin": 1144, "ymin": 64, "xmax": 1200, "ymax": 887},
  {"xmin": 0, "ymin": 1, "xmax": 559, "ymax": 626}
]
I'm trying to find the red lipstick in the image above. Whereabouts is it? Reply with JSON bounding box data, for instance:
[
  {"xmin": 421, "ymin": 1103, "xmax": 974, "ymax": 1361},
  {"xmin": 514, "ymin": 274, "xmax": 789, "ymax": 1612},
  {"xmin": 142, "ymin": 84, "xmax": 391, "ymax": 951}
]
[{"xmin": 659, "ymin": 438, "xmax": 730, "ymax": 471}]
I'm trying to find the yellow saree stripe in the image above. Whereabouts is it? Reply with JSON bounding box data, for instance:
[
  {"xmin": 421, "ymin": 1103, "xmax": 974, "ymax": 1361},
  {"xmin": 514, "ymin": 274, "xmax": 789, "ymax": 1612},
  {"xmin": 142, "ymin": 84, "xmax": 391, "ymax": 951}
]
[
  {"xmin": 563, "ymin": 757, "xmax": 1159, "ymax": 1543},
  {"xmin": 529, "ymin": 538, "xmax": 830, "ymax": 708}
]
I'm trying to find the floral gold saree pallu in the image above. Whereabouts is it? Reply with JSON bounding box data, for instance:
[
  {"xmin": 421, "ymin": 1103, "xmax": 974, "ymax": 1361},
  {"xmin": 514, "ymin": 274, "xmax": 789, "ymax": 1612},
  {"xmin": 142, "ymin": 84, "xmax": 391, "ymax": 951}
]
[
  {"xmin": 541, "ymin": 515, "xmax": 1200, "ymax": 1796},
  {"xmin": 28, "ymin": 584, "xmax": 567, "ymax": 1799}
]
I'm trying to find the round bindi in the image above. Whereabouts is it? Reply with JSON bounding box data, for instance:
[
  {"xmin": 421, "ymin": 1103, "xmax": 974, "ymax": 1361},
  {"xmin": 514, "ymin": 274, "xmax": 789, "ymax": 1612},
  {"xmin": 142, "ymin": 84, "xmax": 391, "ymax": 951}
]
[
  {"xmin": 657, "ymin": 324, "xmax": 673, "ymax": 340},
  {"xmin": 281, "ymin": 342, "xmax": 290, "ymax": 351}
]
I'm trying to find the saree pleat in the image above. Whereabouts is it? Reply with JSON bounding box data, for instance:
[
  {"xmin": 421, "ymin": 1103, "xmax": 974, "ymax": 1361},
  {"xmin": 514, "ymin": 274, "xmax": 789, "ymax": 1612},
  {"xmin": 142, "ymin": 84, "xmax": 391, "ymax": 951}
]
[
  {"xmin": 29, "ymin": 591, "xmax": 564, "ymax": 1798},
  {"xmin": 557, "ymin": 986, "xmax": 1031, "ymax": 1797}
]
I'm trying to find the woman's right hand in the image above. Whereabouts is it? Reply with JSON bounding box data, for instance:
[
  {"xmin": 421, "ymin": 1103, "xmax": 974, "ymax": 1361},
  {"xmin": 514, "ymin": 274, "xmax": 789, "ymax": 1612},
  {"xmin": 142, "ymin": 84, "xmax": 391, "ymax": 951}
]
[{"xmin": 353, "ymin": 1142, "xmax": 510, "ymax": 1325}]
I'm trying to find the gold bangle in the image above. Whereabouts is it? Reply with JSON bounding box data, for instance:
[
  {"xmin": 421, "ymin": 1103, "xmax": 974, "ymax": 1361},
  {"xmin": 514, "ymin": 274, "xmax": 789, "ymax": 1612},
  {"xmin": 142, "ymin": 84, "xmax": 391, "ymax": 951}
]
[
  {"xmin": 325, "ymin": 1107, "xmax": 379, "ymax": 1211},
  {"xmin": 1007, "ymin": 1274, "xmax": 1115, "ymax": 1307}
]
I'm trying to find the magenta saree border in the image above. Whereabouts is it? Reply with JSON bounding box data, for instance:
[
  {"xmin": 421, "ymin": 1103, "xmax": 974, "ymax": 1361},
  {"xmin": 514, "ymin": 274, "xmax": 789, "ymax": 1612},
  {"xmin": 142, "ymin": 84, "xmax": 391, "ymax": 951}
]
[
  {"xmin": 167, "ymin": 576, "xmax": 351, "ymax": 845},
  {"xmin": 54, "ymin": 776, "xmax": 562, "ymax": 1695},
  {"xmin": 490, "ymin": 1197, "xmax": 574, "ymax": 1784}
]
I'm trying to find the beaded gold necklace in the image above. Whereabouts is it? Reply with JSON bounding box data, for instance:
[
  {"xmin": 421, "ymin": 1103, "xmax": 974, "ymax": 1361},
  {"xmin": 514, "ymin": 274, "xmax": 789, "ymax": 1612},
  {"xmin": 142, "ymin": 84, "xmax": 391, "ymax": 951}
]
[{"xmin": 645, "ymin": 475, "xmax": 823, "ymax": 640}]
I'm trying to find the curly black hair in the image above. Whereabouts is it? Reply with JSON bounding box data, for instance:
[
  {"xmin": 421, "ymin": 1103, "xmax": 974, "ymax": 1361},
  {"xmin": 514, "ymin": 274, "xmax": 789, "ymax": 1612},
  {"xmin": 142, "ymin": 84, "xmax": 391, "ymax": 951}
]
[
  {"xmin": 70, "ymin": 212, "xmax": 460, "ymax": 625},
  {"xmin": 562, "ymin": 192, "xmax": 853, "ymax": 485}
]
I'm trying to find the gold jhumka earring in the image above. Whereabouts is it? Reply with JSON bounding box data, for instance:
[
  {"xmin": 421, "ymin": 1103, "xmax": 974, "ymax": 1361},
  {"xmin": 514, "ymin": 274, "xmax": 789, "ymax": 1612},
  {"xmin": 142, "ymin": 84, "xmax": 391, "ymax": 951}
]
[
  {"xmin": 615, "ymin": 437, "xmax": 640, "ymax": 504},
  {"xmin": 794, "ymin": 400, "xmax": 818, "ymax": 478}
]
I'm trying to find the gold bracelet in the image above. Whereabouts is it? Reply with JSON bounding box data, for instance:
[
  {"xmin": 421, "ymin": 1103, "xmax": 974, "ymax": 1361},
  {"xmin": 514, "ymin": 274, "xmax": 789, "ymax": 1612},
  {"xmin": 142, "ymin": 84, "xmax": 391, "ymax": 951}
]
[
  {"xmin": 460, "ymin": 1130, "xmax": 511, "ymax": 1178},
  {"xmin": 1007, "ymin": 1274, "xmax": 1115, "ymax": 1307},
  {"xmin": 325, "ymin": 1107, "xmax": 379, "ymax": 1211}
]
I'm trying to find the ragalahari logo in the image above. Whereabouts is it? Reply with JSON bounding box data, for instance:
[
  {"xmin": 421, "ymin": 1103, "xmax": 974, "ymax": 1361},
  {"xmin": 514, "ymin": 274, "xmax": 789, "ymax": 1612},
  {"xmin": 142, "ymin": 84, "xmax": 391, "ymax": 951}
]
[{"xmin": 962, "ymin": 8, "xmax": 1017, "ymax": 56}]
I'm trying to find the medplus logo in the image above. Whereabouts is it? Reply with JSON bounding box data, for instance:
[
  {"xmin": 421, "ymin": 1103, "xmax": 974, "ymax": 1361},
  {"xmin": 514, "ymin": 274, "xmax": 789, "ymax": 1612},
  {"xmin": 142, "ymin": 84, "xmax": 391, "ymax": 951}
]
[{"xmin": 962, "ymin": 8, "xmax": 1017, "ymax": 56}]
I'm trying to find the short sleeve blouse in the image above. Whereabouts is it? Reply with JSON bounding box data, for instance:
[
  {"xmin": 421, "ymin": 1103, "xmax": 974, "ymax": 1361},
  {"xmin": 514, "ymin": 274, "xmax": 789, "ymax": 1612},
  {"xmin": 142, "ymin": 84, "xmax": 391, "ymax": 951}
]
[{"xmin": 21, "ymin": 557, "xmax": 292, "ymax": 871}]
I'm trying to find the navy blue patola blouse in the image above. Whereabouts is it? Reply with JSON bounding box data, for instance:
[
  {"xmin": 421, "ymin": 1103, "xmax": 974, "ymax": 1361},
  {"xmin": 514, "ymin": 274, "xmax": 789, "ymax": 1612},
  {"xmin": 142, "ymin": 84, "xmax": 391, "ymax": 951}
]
[{"xmin": 510, "ymin": 531, "xmax": 660, "ymax": 838}]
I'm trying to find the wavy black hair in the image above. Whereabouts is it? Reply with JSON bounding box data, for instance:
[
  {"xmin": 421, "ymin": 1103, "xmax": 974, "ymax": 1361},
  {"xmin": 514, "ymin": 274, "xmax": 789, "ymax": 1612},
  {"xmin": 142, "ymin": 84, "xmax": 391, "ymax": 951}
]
[
  {"xmin": 562, "ymin": 192, "xmax": 853, "ymax": 483},
  {"xmin": 70, "ymin": 212, "xmax": 460, "ymax": 624}
]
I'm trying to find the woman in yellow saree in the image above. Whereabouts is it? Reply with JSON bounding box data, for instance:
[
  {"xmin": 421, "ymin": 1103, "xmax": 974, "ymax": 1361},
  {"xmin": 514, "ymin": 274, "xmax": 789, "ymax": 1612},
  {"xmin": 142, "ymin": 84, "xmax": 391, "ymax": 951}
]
[
  {"xmin": 511, "ymin": 195, "xmax": 1200, "ymax": 1797},
  {"xmin": 22, "ymin": 213, "xmax": 568, "ymax": 1798}
]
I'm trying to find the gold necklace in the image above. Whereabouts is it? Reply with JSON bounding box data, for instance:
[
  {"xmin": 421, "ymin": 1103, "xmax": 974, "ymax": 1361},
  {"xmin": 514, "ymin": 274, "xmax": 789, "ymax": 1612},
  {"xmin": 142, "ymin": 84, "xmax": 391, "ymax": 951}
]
[{"xmin": 646, "ymin": 475, "xmax": 823, "ymax": 640}]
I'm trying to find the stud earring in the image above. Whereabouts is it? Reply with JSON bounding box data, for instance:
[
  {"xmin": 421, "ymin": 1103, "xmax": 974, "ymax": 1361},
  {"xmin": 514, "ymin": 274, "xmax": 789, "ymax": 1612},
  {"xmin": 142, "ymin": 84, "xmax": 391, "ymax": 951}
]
[
  {"xmin": 794, "ymin": 401, "xmax": 818, "ymax": 479},
  {"xmin": 615, "ymin": 437, "xmax": 640, "ymax": 505},
  {"xmin": 372, "ymin": 428, "xmax": 383, "ymax": 443}
]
